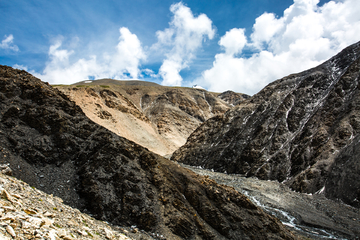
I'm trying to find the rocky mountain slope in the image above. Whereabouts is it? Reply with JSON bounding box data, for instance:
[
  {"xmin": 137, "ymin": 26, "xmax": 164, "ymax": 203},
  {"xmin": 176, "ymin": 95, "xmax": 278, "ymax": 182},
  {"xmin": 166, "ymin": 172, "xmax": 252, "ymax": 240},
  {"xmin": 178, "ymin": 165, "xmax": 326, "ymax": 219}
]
[
  {"xmin": 0, "ymin": 168, "xmax": 138, "ymax": 240},
  {"xmin": 55, "ymin": 81, "xmax": 238, "ymax": 156},
  {"xmin": 218, "ymin": 91, "xmax": 250, "ymax": 106},
  {"xmin": 172, "ymin": 41, "xmax": 360, "ymax": 208},
  {"xmin": 0, "ymin": 65, "xmax": 297, "ymax": 239}
]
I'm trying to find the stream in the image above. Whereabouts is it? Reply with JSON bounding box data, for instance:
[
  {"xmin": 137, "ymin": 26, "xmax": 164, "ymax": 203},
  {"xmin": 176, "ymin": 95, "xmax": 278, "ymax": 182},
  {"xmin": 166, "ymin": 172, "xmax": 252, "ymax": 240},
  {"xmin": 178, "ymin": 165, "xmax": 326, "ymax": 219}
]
[{"xmin": 182, "ymin": 164, "xmax": 360, "ymax": 240}]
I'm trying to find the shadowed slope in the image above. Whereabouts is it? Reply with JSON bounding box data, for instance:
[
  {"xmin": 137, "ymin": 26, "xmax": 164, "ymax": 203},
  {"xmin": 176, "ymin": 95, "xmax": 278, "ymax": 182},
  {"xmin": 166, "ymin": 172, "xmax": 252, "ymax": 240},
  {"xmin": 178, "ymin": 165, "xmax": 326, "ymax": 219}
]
[{"xmin": 0, "ymin": 66, "xmax": 297, "ymax": 239}]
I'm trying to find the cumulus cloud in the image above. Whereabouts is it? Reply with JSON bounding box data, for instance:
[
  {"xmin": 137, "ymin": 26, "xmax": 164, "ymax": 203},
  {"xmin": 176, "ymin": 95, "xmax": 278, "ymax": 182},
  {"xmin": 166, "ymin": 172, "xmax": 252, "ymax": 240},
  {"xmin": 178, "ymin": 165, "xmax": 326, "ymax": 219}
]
[
  {"xmin": 110, "ymin": 27, "xmax": 146, "ymax": 78},
  {"xmin": 154, "ymin": 2, "xmax": 215, "ymax": 86},
  {"xmin": 219, "ymin": 28, "xmax": 247, "ymax": 56},
  {"xmin": 199, "ymin": 0, "xmax": 360, "ymax": 95},
  {"xmin": 0, "ymin": 34, "xmax": 19, "ymax": 52},
  {"xmin": 34, "ymin": 27, "xmax": 146, "ymax": 84}
]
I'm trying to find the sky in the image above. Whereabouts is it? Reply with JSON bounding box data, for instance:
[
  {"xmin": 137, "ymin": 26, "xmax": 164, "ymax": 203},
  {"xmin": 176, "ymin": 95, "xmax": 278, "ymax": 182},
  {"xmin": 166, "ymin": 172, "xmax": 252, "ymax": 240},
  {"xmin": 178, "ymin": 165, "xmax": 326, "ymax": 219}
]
[{"xmin": 1, "ymin": 0, "xmax": 360, "ymax": 95}]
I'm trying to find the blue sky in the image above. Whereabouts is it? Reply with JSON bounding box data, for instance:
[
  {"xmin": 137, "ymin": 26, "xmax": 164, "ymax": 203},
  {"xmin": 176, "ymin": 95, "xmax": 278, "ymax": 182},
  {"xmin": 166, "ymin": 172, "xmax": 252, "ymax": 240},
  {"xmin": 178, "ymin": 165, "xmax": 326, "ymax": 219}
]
[{"xmin": 1, "ymin": 0, "xmax": 360, "ymax": 94}]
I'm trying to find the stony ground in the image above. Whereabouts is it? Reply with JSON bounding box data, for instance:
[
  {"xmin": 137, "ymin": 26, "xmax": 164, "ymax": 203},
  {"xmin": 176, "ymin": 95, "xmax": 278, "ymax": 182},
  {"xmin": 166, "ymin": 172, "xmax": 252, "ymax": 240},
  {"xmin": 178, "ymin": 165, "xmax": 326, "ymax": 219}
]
[
  {"xmin": 183, "ymin": 164, "xmax": 360, "ymax": 240},
  {"xmin": 0, "ymin": 167, "xmax": 160, "ymax": 240}
]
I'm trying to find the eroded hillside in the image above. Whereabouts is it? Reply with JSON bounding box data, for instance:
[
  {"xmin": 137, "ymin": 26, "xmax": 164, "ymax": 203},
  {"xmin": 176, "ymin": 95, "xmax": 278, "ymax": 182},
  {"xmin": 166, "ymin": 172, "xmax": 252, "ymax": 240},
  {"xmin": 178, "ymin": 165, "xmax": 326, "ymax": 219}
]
[
  {"xmin": 0, "ymin": 66, "xmax": 297, "ymax": 239},
  {"xmin": 172, "ymin": 41, "xmax": 360, "ymax": 208},
  {"xmin": 56, "ymin": 82, "xmax": 240, "ymax": 156}
]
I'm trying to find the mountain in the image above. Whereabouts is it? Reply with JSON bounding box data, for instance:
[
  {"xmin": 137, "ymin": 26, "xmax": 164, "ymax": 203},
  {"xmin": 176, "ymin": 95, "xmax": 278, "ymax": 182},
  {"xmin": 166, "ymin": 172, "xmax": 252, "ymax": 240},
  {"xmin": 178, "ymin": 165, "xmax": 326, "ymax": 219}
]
[
  {"xmin": 55, "ymin": 81, "xmax": 234, "ymax": 156},
  {"xmin": 172, "ymin": 41, "xmax": 360, "ymax": 208},
  {"xmin": 218, "ymin": 91, "xmax": 250, "ymax": 106},
  {"xmin": 0, "ymin": 66, "xmax": 297, "ymax": 239}
]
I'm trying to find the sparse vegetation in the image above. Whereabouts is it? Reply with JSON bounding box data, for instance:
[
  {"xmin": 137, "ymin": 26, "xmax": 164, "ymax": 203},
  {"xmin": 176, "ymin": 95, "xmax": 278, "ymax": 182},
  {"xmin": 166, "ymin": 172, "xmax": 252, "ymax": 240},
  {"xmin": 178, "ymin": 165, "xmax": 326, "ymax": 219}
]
[
  {"xmin": 86, "ymin": 230, "xmax": 93, "ymax": 237},
  {"xmin": 54, "ymin": 223, "xmax": 62, "ymax": 228}
]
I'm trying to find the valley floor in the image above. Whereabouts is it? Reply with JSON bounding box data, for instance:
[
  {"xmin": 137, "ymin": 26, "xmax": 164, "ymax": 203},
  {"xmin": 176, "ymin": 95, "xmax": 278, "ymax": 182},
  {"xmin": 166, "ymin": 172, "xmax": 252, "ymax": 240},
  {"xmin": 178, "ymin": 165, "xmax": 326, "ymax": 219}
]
[{"xmin": 182, "ymin": 164, "xmax": 360, "ymax": 240}]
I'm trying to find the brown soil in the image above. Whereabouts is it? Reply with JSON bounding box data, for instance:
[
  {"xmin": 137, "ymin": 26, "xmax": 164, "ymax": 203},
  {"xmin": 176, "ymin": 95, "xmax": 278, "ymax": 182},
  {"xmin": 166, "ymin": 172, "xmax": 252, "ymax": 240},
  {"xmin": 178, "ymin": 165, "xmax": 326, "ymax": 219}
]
[{"xmin": 56, "ymin": 83, "xmax": 232, "ymax": 156}]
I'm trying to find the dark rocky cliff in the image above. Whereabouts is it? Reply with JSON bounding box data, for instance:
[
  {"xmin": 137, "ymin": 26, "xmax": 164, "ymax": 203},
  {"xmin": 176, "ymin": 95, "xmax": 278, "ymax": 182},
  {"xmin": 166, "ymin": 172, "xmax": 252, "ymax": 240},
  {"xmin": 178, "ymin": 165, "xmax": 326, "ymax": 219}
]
[
  {"xmin": 172, "ymin": 41, "xmax": 360, "ymax": 208},
  {"xmin": 0, "ymin": 66, "xmax": 297, "ymax": 239}
]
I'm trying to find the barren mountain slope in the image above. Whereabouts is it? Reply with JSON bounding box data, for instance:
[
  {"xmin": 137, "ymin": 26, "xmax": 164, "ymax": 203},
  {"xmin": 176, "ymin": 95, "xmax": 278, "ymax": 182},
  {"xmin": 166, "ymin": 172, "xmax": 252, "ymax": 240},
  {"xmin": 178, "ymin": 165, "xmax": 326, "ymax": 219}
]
[
  {"xmin": 0, "ymin": 66, "xmax": 297, "ymax": 239},
  {"xmin": 172, "ymin": 41, "xmax": 360, "ymax": 208},
  {"xmin": 56, "ymin": 83, "xmax": 233, "ymax": 156},
  {"xmin": 218, "ymin": 91, "xmax": 250, "ymax": 106},
  {"xmin": 0, "ymin": 170, "xmax": 141, "ymax": 240}
]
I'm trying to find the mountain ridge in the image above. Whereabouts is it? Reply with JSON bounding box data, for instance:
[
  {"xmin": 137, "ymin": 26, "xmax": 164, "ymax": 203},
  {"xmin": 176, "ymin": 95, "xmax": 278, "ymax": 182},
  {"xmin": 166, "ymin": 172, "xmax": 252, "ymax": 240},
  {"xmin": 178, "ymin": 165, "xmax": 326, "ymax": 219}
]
[
  {"xmin": 55, "ymin": 82, "xmax": 249, "ymax": 156},
  {"xmin": 172, "ymin": 40, "xmax": 360, "ymax": 208},
  {"xmin": 0, "ymin": 65, "xmax": 297, "ymax": 239}
]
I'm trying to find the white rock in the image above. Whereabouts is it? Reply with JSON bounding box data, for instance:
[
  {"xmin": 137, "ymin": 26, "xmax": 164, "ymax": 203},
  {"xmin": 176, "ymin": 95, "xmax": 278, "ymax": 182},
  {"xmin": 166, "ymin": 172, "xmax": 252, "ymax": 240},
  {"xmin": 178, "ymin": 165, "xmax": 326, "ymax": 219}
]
[
  {"xmin": 0, "ymin": 231, "xmax": 11, "ymax": 240},
  {"xmin": 28, "ymin": 216, "xmax": 44, "ymax": 228},
  {"xmin": 21, "ymin": 220, "xmax": 32, "ymax": 229},
  {"xmin": 46, "ymin": 229, "xmax": 58, "ymax": 240},
  {"xmin": 11, "ymin": 193, "xmax": 21, "ymax": 199},
  {"xmin": 76, "ymin": 229, "xmax": 87, "ymax": 236},
  {"xmin": 43, "ymin": 211, "xmax": 54, "ymax": 218},
  {"xmin": 56, "ymin": 228, "xmax": 67, "ymax": 237},
  {"xmin": 1, "ymin": 212, "xmax": 16, "ymax": 222},
  {"xmin": 6, "ymin": 225, "xmax": 16, "ymax": 238},
  {"xmin": 41, "ymin": 217, "xmax": 54, "ymax": 226},
  {"xmin": 0, "ymin": 188, "xmax": 14, "ymax": 203},
  {"xmin": 104, "ymin": 227, "xmax": 114, "ymax": 239}
]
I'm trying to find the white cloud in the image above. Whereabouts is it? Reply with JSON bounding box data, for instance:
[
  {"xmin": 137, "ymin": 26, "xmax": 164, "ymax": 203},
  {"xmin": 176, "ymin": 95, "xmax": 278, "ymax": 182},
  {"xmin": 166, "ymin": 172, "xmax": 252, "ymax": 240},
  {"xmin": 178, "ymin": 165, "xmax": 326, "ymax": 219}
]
[
  {"xmin": 199, "ymin": 0, "xmax": 360, "ymax": 95},
  {"xmin": 142, "ymin": 68, "xmax": 158, "ymax": 78},
  {"xmin": 13, "ymin": 64, "xmax": 28, "ymax": 71},
  {"xmin": 34, "ymin": 27, "xmax": 146, "ymax": 84},
  {"xmin": 110, "ymin": 27, "xmax": 146, "ymax": 78},
  {"xmin": 154, "ymin": 2, "xmax": 215, "ymax": 86},
  {"xmin": 0, "ymin": 34, "xmax": 19, "ymax": 52},
  {"xmin": 219, "ymin": 28, "xmax": 247, "ymax": 56}
]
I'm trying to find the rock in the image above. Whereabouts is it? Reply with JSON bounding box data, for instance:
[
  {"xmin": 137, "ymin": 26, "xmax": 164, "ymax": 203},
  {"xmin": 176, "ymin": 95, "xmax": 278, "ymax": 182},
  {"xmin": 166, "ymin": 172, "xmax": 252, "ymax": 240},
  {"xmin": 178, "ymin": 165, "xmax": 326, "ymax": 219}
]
[
  {"xmin": 24, "ymin": 208, "xmax": 37, "ymax": 215},
  {"xmin": 218, "ymin": 90, "xmax": 250, "ymax": 106},
  {"xmin": 0, "ymin": 231, "xmax": 11, "ymax": 240},
  {"xmin": 0, "ymin": 173, "xmax": 136, "ymax": 239},
  {"xmin": 0, "ymin": 187, "xmax": 14, "ymax": 203},
  {"xmin": 104, "ymin": 227, "xmax": 114, "ymax": 239},
  {"xmin": 0, "ymin": 164, "xmax": 12, "ymax": 176},
  {"xmin": 0, "ymin": 65, "xmax": 298, "ymax": 239},
  {"xmin": 5, "ymin": 225, "xmax": 16, "ymax": 238},
  {"xmin": 27, "ymin": 216, "xmax": 43, "ymax": 228},
  {"xmin": 172, "ymin": 41, "xmax": 360, "ymax": 208}
]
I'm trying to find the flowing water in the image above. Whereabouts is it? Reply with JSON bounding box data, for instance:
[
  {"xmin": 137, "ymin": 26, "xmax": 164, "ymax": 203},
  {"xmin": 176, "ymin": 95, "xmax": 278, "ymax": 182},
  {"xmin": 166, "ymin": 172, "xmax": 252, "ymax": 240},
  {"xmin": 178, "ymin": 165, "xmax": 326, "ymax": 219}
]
[{"xmin": 182, "ymin": 164, "xmax": 360, "ymax": 239}]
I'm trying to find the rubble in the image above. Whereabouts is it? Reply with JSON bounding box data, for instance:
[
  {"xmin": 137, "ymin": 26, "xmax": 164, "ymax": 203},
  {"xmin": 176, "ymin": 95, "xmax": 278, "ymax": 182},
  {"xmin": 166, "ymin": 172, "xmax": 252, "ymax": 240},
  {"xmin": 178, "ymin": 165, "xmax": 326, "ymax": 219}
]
[{"xmin": 0, "ymin": 172, "xmax": 132, "ymax": 240}]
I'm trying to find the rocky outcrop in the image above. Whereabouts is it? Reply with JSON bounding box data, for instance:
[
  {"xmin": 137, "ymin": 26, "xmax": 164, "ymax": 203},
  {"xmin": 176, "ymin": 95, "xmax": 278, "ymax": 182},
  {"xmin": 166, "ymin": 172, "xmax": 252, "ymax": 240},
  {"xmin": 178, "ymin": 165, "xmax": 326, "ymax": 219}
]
[
  {"xmin": 0, "ymin": 66, "xmax": 297, "ymax": 239},
  {"xmin": 57, "ymin": 83, "xmax": 232, "ymax": 156},
  {"xmin": 172, "ymin": 41, "xmax": 360, "ymax": 208},
  {"xmin": 218, "ymin": 91, "xmax": 250, "ymax": 106}
]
